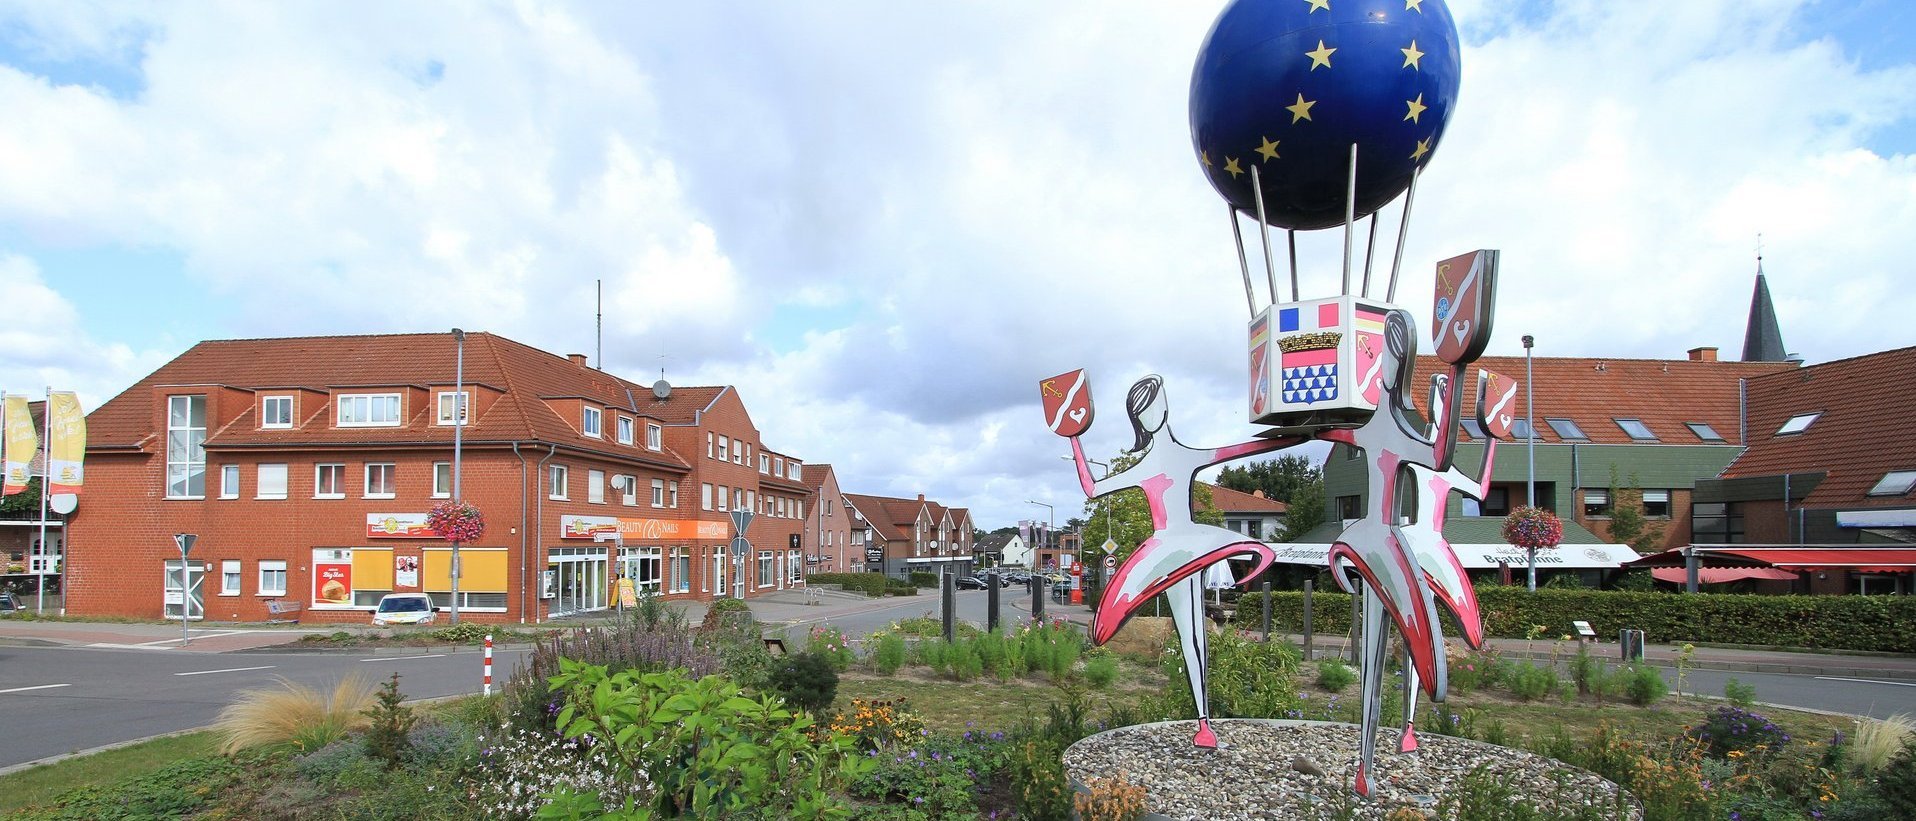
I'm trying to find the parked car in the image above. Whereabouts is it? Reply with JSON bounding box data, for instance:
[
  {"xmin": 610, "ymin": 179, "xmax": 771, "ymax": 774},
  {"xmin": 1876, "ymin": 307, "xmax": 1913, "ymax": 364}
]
[
  {"xmin": 0, "ymin": 592, "xmax": 19, "ymax": 616},
  {"xmin": 371, "ymin": 593, "xmax": 436, "ymax": 626},
  {"xmin": 954, "ymin": 576, "xmax": 988, "ymax": 590}
]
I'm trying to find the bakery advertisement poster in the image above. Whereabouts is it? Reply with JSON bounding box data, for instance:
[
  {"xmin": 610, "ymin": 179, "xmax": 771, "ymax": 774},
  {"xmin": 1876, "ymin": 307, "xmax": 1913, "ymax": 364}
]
[
  {"xmin": 314, "ymin": 562, "xmax": 352, "ymax": 604},
  {"xmin": 395, "ymin": 555, "xmax": 419, "ymax": 588}
]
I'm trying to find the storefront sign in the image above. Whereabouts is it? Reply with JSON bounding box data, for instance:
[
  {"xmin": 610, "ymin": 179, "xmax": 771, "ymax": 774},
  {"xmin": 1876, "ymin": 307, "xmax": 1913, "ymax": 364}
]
[
  {"xmin": 866, "ymin": 547, "xmax": 884, "ymax": 564},
  {"xmin": 366, "ymin": 513, "xmax": 439, "ymax": 539},
  {"xmin": 314, "ymin": 562, "xmax": 352, "ymax": 604},
  {"xmin": 560, "ymin": 514, "xmax": 729, "ymax": 541}
]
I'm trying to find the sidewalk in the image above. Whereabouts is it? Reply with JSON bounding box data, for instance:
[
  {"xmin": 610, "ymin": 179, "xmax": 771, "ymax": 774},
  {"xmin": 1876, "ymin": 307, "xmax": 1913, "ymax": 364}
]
[{"xmin": 1016, "ymin": 597, "xmax": 1916, "ymax": 682}]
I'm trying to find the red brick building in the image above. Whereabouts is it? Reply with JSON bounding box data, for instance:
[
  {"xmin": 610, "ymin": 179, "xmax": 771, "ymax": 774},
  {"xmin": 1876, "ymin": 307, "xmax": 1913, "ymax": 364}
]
[
  {"xmin": 66, "ymin": 332, "xmax": 813, "ymax": 624},
  {"xmin": 801, "ymin": 464, "xmax": 856, "ymax": 573},
  {"xmin": 844, "ymin": 492, "xmax": 974, "ymax": 579}
]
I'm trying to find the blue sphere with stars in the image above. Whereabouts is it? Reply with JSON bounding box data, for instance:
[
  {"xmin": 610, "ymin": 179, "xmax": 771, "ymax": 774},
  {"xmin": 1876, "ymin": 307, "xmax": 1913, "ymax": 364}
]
[{"xmin": 1190, "ymin": 0, "xmax": 1461, "ymax": 231}]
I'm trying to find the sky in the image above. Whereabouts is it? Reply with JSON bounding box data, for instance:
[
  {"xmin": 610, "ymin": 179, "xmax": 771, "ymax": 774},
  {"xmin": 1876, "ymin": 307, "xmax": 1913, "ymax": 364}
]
[{"xmin": 1, "ymin": 0, "xmax": 1912, "ymax": 531}]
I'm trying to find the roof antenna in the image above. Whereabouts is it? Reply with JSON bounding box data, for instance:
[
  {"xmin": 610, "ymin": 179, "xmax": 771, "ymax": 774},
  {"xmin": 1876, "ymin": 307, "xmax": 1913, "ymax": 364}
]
[
  {"xmin": 595, "ymin": 278, "xmax": 603, "ymax": 369},
  {"xmin": 652, "ymin": 354, "xmax": 671, "ymax": 400}
]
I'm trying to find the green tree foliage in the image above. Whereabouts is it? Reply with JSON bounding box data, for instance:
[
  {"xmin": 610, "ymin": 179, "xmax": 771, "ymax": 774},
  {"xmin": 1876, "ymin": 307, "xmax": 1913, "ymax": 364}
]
[
  {"xmin": 1603, "ymin": 468, "xmax": 1665, "ymax": 555},
  {"xmin": 0, "ymin": 476, "xmax": 39, "ymax": 516},
  {"xmin": 1217, "ymin": 454, "xmax": 1321, "ymax": 504},
  {"xmin": 1277, "ymin": 480, "xmax": 1326, "ymax": 542},
  {"xmin": 1078, "ymin": 452, "xmax": 1224, "ymax": 568}
]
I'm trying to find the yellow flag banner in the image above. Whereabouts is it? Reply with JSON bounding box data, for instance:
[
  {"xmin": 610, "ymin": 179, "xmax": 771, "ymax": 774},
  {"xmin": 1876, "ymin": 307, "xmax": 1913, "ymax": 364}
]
[
  {"xmin": 2, "ymin": 395, "xmax": 37, "ymax": 496},
  {"xmin": 47, "ymin": 391, "xmax": 85, "ymax": 513}
]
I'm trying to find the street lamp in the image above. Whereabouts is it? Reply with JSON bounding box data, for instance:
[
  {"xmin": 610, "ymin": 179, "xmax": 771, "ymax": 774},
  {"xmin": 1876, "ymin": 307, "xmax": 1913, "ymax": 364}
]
[
  {"xmin": 451, "ymin": 328, "xmax": 466, "ymax": 623},
  {"xmin": 1061, "ymin": 455, "xmax": 1114, "ymax": 551},
  {"xmin": 1522, "ymin": 333, "xmax": 1536, "ymax": 593}
]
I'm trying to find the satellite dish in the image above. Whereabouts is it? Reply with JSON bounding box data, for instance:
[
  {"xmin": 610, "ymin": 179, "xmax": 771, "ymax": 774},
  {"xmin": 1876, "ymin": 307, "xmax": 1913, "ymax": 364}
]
[{"xmin": 652, "ymin": 379, "xmax": 671, "ymax": 399}]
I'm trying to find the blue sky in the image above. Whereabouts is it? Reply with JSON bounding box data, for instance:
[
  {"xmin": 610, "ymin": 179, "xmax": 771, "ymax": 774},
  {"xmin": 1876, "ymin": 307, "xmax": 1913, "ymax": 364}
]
[{"xmin": 1, "ymin": 0, "xmax": 1912, "ymax": 528}]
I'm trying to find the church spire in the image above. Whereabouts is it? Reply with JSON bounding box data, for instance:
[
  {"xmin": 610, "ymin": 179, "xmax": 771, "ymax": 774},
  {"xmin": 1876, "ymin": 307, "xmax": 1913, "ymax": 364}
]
[{"xmin": 1741, "ymin": 239, "xmax": 1788, "ymax": 362}]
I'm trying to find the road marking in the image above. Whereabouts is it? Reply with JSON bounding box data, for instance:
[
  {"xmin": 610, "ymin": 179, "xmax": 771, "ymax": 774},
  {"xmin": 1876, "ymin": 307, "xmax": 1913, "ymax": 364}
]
[
  {"xmin": 360, "ymin": 654, "xmax": 446, "ymax": 662},
  {"xmin": 174, "ymin": 665, "xmax": 277, "ymax": 677},
  {"xmin": 0, "ymin": 683, "xmax": 72, "ymax": 694},
  {"xmin": 1815, "ymin": 676, "xmax": 1916, "ymax": 688}
]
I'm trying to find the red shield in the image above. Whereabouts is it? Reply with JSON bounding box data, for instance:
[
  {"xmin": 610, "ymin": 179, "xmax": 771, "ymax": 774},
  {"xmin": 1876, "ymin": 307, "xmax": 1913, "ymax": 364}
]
[
  {"xmin": 1475, "ymin": 368, "xmax": 1520, "ymax": 440},
  {"xmin": 1431, "ymin": 250, "xmax": 1498, "ymax": 364},
  {"xmin": 1039, "ymin": 369, "xmax": 1094, "ymax": 437}
]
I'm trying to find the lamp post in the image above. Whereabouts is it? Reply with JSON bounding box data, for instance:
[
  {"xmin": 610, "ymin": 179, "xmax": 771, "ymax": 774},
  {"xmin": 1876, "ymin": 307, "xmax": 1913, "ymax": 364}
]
[
  {"xmin": 1522, "ymin": 333, "xmax": 1536, "ymax": 592},
  {"xmin": 1061, "ymin": 455, "xmax": 1114, "ymax": 548},
  {"xmin": 451, "ymin": 328, "xmax": 465, "ymax": 624}
]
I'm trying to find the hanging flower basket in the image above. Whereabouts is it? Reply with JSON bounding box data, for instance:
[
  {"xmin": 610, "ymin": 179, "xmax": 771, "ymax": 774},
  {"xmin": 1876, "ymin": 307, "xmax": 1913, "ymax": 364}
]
[
  {"xmin": 1502, "ymin": 506, "xmax": 1562, "ymax": 550},
  {"xmin": 427, "ymin": 500, "xmax": 487, "ymax": 545}
]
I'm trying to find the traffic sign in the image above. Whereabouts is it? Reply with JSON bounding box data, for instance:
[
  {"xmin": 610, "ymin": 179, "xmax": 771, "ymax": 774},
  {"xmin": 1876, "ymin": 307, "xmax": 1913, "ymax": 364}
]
[
  {"xmin": 1100, "ymin": 538, "xmax": 1118, "ymax": 555},
  {"xmin": 730, "ymin": 510, "xmax": 754, "ymax": 534},
  {"xmin": 173, "ymin": 533, "xmax": 196, "ymax": 557},
  {"xmin": 1104, "ymin": 554, "xmax": 1117, "ymax": 571}
]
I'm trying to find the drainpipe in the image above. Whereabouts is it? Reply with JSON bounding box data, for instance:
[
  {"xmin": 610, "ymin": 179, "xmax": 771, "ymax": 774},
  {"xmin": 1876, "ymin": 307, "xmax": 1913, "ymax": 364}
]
[
  {"xmin": 534, "ymin": 444, "xmax": 558, "ymax": 624},
  {"xmin": 513, "ymin": 442, "xmax": 528, "ymax": 624}
]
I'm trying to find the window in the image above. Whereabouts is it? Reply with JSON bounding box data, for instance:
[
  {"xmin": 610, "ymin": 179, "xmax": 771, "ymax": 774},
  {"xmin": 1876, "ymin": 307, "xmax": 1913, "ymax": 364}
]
[
  {"xmin": 582, "ymin": 406, "xmax": 602, "ymax": 438},
  {"xmin": 1545, "ymin": 418, "xmax": 1588, "ymax": 441},
  {"xmin": 1583, "ymin": 489, "xmax": 1612, "ymax": 517},
  {"xmin": 1336, "ymin": 495, "xmax": 1363, "ymax": 520},
  {"xmin": 667, "ymin": 481, "xmax": 678, "ymax": 507},
  {"xmin": 588, "ymin": 469, "xmax": 606, "ymax": 504},
  {"xmin": 548, "ymin": 465, "xmax": 569, "ymax": 500},
  {"xmin": 743, "ymin": 490, "xmax": 755, "ymax": 512},
  {"xmin": 261, "ymin": 395, "xmax": 293, "ymax": 428},
  {"xmin": 166, "ymin": 395, "xmax": 207, "ymax": 498},
  {"xmin": 789, "ymin": 463, "xmax": 802, "ymax": 481},
  {"xmin": 221, "ymin": 560, "xmax": 241, "ymax": 596},
  {"xmin": 1777, "ymin": 412, "xmax": 1821, "ymax": 435},
  {"xmin": 314, "ymin": 464, "xmax": 346, "ymax": 498},
  {"xmin": 760, "ymin": 454, "xmax": 770, "ymax": 473},
  {"xmin": 774, "ymin": 457, "xmax": 783, "ymax": 474},
  {"xmin": 1642, "ymin": 489, "xmax": 1671, "ymax": 518},
  {"xmin": 796, "ymin": 501, "xmax": 804, "ymax": 519},
  {"xmin": 701, "ymin": 483, "xmax": 713, "ymax": 511},
  {"xmin": 672, "ymin": 548, "xmax": 691, "ymax": 593},
  {"xmin": 436, "ymin": 391, "xmax": 471, "ymax": 425},
  {"xmin": 778, "ymin": 497, "xmax": 788, "ymax": 518},
  {"xmin": 737, "ymin": 443, "xmax": 748, "ymax": 465},
  {"xmin": 1510, "ymin": 419, "xmax": 1536, "ymax": 440},
  {"xmin": 758, "ymin": 551, "xmax": 775, "ymax": 588},
  {"xmin": 433, "ymin": 462, "xmax": 452, "ymax": 498},
  {"xmin": 706, "ymin": 432, "xmax": 714, "ymax": 458},
  {"xmin": 717, "ymin": 435, "xmax": 729, "ymax": 461},
  {"xmin": 257, "ymin": 463, "xmax": 288, "ymax": 499},
  {"xmin": 258, "ymin": 560, "xmax": 288, "ymax": 596},
  {"xmin": 646, "ymin": 423, "xmax": 662, "ymax": 451},
  {"xmin": 1692, "ymin": 502, "xmax": 1744, "ymax": 544},
  {"xmin": 620, "ymin": 475, "xmax": 638, "ymax": 506},
  {"xmin": 1614, "ymin": 418, "xmax": 1657, "ymax": 441},
  {"xmin": 1481, "ymin": 486, "xmax": 1511, "ymax": 517},
  {"xmin": 617, "ymin": 416, "xmax": 634, "ymax": 445},
  {"xmin": 338, "ymin": 393, "xmax": 402, "ymax": 426},
  {"xmin": 219, "ymin": 464, "xmax": 239, "ymax": 499},
  {"xmin": 1869, "ymin": 471, "xmax": 1916, "ymax": 497},
  {"xmin": 365, "ymin": 463, "xmax": 396, "ymax": 498},
  {"xmin": 1459, "ymin": 418, "xmax": 1487, "ymax": 440},
  {"xmin": 1686, "ymin": 422, "xmax": 1726, "ymax": 443},
  {"xmin": 789, "ymin": 550, "xmax": 803, "ymax": 584},
  {"xmin": 716, "ymin": 486, "xmax": 729, "ymax": 512}
]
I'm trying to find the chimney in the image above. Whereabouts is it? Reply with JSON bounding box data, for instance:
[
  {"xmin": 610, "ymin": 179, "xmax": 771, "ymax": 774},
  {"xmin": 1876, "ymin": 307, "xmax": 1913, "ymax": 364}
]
[
  {"xmin": 1253, "ymin": 490, "xmax": 1266, "ymax": 498},
  {"xmin": 1687, "ymin": 346, "xmax": 1717, "ymax": 362},
  {"xmin": 917, "ymin": 494, "xmax": 925, "ymax": 503},
  {"xmin": 567, "ymin": 353, "xmax": 588, "ymax": 367}
]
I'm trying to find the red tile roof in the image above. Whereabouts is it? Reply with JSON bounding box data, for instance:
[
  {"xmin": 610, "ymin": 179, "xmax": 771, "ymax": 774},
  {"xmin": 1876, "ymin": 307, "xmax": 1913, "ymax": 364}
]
[
  {"xmin": 1414, "ymin": 354, "xmax": 1795, "ymax": 446},
  {"xmin": 1720, "ymin": 346, "xmax": 1916, "ymax": 509},
  {"xmin": 1203, "ymin": 482, "xmax": 1289, "ymax": 513}
]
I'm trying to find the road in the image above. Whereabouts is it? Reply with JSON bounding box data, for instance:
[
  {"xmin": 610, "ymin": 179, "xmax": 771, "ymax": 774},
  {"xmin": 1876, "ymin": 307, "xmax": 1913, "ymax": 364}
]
[
  {"xmin": 0, "ymin": 644, "xmax": 523, "ymax": 770},
  {"xmin": 762, "ymin": 586, "xmax": 1041, "ymax": 640},
  {"xmin": 1670, "ymin": 666, "xmax": 1916, "ymax": 721}
]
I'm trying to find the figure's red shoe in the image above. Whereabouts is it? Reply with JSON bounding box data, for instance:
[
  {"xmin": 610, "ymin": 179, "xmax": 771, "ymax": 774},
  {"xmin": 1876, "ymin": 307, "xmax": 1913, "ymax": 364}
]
[
  {"xmin": 1192, "ymin": 719, "xmax": 1218, "ymax": 748},
  {"xmin": 1354, "ymin": 762, "xmax": 1370, "ymax": 796},
  {"xmin": 1399, "ymin": 724, "xmax": 1419, "ymax": 753}
]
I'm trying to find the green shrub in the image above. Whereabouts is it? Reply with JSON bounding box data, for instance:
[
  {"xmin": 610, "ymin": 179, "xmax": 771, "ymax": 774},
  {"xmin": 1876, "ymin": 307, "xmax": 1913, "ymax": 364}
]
[
  {"xmin": 1083, "ymin": 651, "xmax": 1119, "ymax": 689},
  {"xmin": 872, "ymin": 632, "xmax": 907, "ymax": 676},
  {"xmin": 769, "ymin": 651, "xmax": 840, "ymax": 714},
  {"xmin": 428, "ymin": 622, "xmax": 489, "ymax": 643},
  {"xmin": 806, "ymin": 623, "xmax": 854, "ymax": 671},
  {"xmin": 1009, "ymin": 740, "xmax": 1073, "ymax": 821},
  {"xmin": 1690, "ymin": 705, "xmax": 1791, "ymax": 760},
  {"xmin": 1876, "ymin": 740, "xmax": 1916, "ymax": 816},
  {"xmin": 1724, "ymin": 677, "xmax": 1757, "ymax": 707},
  {"xmin": 909, "ymin": 571, "xmax": 940, "ymax": 588},
  {"xmin": 503, "ymin": 619, "xmax": 721, "ymax": 732},
  {"xmin": 1622, "ymin": 663, "xmax": 1668, "ymax": 706},
  {"xmin": 1509, "ymin": 662, "xmax": 1559, "ymax": 702},
  {"xmin": 1315, "ymin": 659, "xmax": 1355, "ymax": 693},
  {"xmin": 361, "ymin": 673, "xmax": 417, "ymax": 769},
  {"xmin": 296, "ymin": 739, "xmax": 383, "ymax": 788},
  {"xmin": 1235, "ymin": 588, "xmax": 1916, "ymax": 652},
  {"xmin": 807, "ymin": 572, "xmax": 891, "ymax": 597}
]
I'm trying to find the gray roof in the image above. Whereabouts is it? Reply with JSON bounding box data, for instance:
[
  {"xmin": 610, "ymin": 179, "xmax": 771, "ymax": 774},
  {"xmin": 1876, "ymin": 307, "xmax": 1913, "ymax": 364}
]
[{"xmin": 1741, "ymin": 267, "xmax": 1789, "ymax": 363}]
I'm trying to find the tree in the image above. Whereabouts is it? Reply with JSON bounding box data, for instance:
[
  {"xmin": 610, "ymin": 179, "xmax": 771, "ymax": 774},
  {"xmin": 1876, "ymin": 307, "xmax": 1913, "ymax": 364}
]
[
  {"xmin": 0, "ymin": 477, "xmax": 40, "ymax": 517},
  {"xmin": 1216, "ymin": 454, "xmax": 1321, "ymax": 504},
  {"xmin": 1277, "ymin": 480, "xmax": 1326, "ymax": 542},
  {"xmin": 1604, "ymin": 469, "xmax": 1665, "ymax": 555},
  {"xmin": 1078, "ymin": 452, "xmax": 1224, "ymax": 566}
]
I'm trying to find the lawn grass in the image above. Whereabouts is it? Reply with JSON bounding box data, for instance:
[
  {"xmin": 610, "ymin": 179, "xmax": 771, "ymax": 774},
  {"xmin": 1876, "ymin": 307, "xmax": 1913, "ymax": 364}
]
[{"xmin": 0, "ymin": 730, "xmax": 218, "ymax": 815}]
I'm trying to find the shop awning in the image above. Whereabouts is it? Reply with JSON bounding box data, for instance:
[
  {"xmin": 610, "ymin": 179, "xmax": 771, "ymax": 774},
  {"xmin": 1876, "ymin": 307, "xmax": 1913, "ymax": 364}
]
[
  {"xmin": 1271, "ymin": 542, "xmax": 1639, "ymax": 570},
  {"xmin": 1650, "ymin": 567, "xmax": 1798, "ymax": 584},
  {"xmin": 1626, "ymin": 547, "xmax": 1916, "ymax": 572}
]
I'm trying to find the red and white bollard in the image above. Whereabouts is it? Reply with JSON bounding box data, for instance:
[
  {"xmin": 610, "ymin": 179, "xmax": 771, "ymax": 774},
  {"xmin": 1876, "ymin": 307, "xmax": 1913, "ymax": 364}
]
[{"xmin": 483, "ymin": 633, "xmax": 493, "ymax": 697}]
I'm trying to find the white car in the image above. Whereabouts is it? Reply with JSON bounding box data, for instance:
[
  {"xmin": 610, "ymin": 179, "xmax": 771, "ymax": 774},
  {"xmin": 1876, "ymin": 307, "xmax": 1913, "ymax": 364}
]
[{"xmin": 371, "ymin": 593, "xmax": 437, "ymax": 626}]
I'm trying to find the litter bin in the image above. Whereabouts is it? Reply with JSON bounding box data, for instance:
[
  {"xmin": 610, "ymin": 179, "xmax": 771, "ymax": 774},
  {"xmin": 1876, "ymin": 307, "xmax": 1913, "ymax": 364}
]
[{"xmin": 1619, "ymin": 629, "xmax": 1646, "ymax": 663}]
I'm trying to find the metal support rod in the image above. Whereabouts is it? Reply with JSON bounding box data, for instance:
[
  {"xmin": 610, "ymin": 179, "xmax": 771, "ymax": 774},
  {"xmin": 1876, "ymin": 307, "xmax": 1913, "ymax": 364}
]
[
  {"xmin": 1228, "ymin": 205, "xmax": 1257, "ymax": 316},
  {"xmin": 987, "ymin": 578, "xmax": 1001, "ymax": 633},
  {"xmin": 36, "ymin": 387, "xmax": 49, "ymax": 613},
  {"xmin": 1302, "ymin": 579, "xmax": 1314, "ymax": 661},
  {"xmin": 1260, "ymin": 580, "xmax": 1272, "ymax": 642},
  {"xmin": 1341, "ymin": 143, "xmax": 1358, "ymax": 296},
  {"xmin": 1349, "ymin": 585, "xmax": 1362, "ymax": 664},
  {"xmin": 941, "ymin": 572, "xmax": 956, "ymax": 643},
  {"xmin": 451, "ymin": 329, "xmax": 466, "ymax": 624},
  {"xmin": 1287, "ymin": 230, "xmax": 1300, "ymax": 302},
  {"xmin": 1250, "ymin": 164, "xmax": 1280, "ymax": 305},
  {"xmin": 1360, "ymin": 213, "xmax": 1379, "ymax": 297},
  {"xmin": 1386, "ymin": 166, "xmax": 1421, "ymax": 302}
]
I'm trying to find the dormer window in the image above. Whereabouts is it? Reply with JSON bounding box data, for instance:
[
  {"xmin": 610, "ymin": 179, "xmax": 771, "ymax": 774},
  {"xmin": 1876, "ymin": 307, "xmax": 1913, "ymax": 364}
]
[
  {"xmin": 582, "ymin": 406, "xmax": 602, "ymax": 438},
  {"xmin": 1545, "ymin": 418, "xmax": 1587, "ymax": 441},
  {"xmin": 261, "ymin": 395, "xmax": 293, "ymax": 429},
  {"xmin": 1614, "ymin": 418, "xmax": 1657, "ymax": 442},
  {"xmin": 436, "ymin": 391, "xmax": 471, "ymax": 426},
  {"xmin": 617, "ymin": 416, "xmax": 634, "ymax": 445},
  {"xmin": 338, "ymin": 393, "xmax": 402, "ymax": 427},
  {"xmin": 1776, "ymin": 412, "xmax": 1820, "ymax": 435},
  {"xmin": 646, "ymin": 422, "xmax": 662, "ymax": 450},
  {"xmin": 1869, "ymin": 471, "xmax": 1916, "ymax": 497},
  {"xmin": 1685, "ymin": 422, "xmax": 1725, "ymax": 443}
]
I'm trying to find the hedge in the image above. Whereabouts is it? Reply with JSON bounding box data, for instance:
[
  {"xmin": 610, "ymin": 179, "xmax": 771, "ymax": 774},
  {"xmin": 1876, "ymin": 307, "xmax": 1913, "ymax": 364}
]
[
  {"xmin": 808, "ymin": 572, "xmax": 890, "ymax": 597},
  {"xmin": 908, "ymin": 571, "xmax": 940, "ymax": 588},
  {"xmin": 1229, "ymin": 588, "xmax": 1916, "ymax": 653}
]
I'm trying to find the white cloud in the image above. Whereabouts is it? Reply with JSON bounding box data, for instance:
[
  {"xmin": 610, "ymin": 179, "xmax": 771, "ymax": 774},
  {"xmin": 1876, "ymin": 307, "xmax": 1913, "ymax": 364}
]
[{"xmin": 0, "ymin": 254, "xmax": 173, "ymax": 409}]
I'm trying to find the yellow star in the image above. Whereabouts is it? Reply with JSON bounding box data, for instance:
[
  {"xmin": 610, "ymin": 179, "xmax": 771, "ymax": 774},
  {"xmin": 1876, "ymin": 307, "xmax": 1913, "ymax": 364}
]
[
  {"xmin": 1402, "ymin": 40, "xmax": 1425, "ymax": 70},
  {"xmin": 1305, "ymin": 0, "xmax": 1329, "ymax": 12},
  {"xmin": 1409, "ymin": 136, "xmax": 1433, "ymax": 162},
  {"xmin": 1306, "ymin": 40, "xmax": 1337, "ymax": 70},
  {"xmin": 1223, "ymin": 157, "xmax": 1244, "ymax": 178},
  {"xmin": 1406, "ymin": 0, "xmax": 1423, "ymax": 11},
  {"xmin": 1404, "ymin": 93, "xmax": 1427, "ymax": 124},
  {"xmin": 1286, "ymin": 93, "xmax": 1317, "ymax": 123},
  {"xmin": 1201, "ymin": 150, "xmax": 1212, "ymax": 167},
  {"xmin": 1255, "ymin": 137, "xmax": 1281, "ymax": 162}
]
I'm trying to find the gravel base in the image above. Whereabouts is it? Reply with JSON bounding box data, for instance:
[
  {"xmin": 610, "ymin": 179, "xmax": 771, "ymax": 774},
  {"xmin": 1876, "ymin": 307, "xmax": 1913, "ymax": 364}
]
[{"xmin": 1064, "ymin": 720, "xmax": 1640, "ymax": 820}]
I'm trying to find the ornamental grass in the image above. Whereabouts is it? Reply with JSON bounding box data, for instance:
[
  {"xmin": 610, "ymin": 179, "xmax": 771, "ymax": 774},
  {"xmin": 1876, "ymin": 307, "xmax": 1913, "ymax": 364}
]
[{"xmin": 212, "ymin": 674, "xmax": 377, "ymax": 754}]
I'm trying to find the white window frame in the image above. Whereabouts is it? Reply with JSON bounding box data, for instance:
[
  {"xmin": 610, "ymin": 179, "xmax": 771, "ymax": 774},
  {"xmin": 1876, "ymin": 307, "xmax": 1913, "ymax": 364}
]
[
  {"xmin": 668, "ymin": 481, "xmax": 678, "ymax": 508},
  {"xmin": 436, "ymin": 391, "xmax": 471, "ymax": 426},
  {"xmin": 757, "ymin": 551, "xmax": 775, "ymax": 588},
  {"xmin": 166, "ymin": 394, "xmax": 207, "ymax": 499},
  {"xmin": 257, "ymin": 463, "xmax": 289, "ymax": 500},
  {"xmin": 220, "ymin": 560, "xmax": 242, "ymax": 596},
  {"xmin": 706, "ymin": 432, "xmax": 714, "ymax": 458},
  {"xmin": 671, "ymin": 548, "xmax": 691, "ymax": 593},
  {"xmin": 646, "ymin": 422, "xmax": 662, "ymax": 451},
  {"xmin": 583, "ymin": 406, "xmax": 603, "ymax": 438},
  {"xmin": 588, "ymin": 469, "xmax": 606, "ymax": 504},
  {"xmin": 617, "ymin": 416, "xmax": 634, "ymax": 445},
  {"xmin": 261, "ymin": 395, "xmax": 294, "ymax": 429},
  {"xmin": 789, "ymin": 463, "xmax": 802, "ymax": 480},
  {"xmin": 760, "ymin": 454, "xmax": 770, "ymax": 474},
  {"xmin": 258, "ymin": 560, "xmax": 288, "ymax": 596},
  {"xmin": 1642, "ymin": 489, "xmax": 1672, "ymax": 518},
  {"xmin": 652, "ymin": 478, "xmax": 666, "ymax": 508},
  {"xmin": 337, "ymin": 393, "xmax": 403, "ymax": 427},
  {"xmin": 433, "ymin": 461, "xmax": 452, "ymax": 498},
  {"xmin": 364, "ymin": 463, "xmax": 397, "ymax": 499},
  {"xmin": 219, "ymin": 464, "xmax": 239, "ymax": 499},
  {"xmin": 701, "ymin": 483, "xmax": 713, "ymax": 511},
  {"xmin": 774, "ymin": 456, "xmax": 783, "ymax": 474},
  {"xmin": 1869, "ymin": 471, "xmax": 1916, "ymax": 497},
  {"xmin": 549, "ymin": 465, "xmax": 569, "ymax": 500},
  {"xmin": 620, "ymin": 475, "xmax": 638, "ymax": 506},
  {"xmin": 716, "ymin": 486, "xmax": 729, "ymax": 512},
  {"xmin": 789, "ymin": 549, "xmax": 803, "ymax": 584},
  {"xmin": 734, "ymin": 442, "xmax": 746, "ymax": 465},
  {"xmin": 314, "ymin": 463, "xmax": 346, "ymax": 499},
  {"xmin": 717, "ymin": 435, "xmax": 730, "ymax": 462},
  {"xmin": 1777, "ymin": 412, "xmax": 1821, "ymax": 435}
]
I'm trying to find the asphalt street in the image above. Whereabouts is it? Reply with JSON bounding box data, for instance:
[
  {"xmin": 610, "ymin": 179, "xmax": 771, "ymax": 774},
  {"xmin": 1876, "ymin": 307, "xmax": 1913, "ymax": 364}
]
[
  {"xmin": 0, "ymin": 644, "xmax": 523, "ymax": 770},
  {"xmin": 1672, "ymin": 666, "xmax": 1916, "ymax": 721}
]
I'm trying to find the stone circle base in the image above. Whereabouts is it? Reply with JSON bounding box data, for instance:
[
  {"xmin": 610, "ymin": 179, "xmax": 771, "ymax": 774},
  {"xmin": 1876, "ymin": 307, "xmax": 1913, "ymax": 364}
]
[{"xmin": 1063, "ymin": 719, "xmax": 1638, "ymax": 820}]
